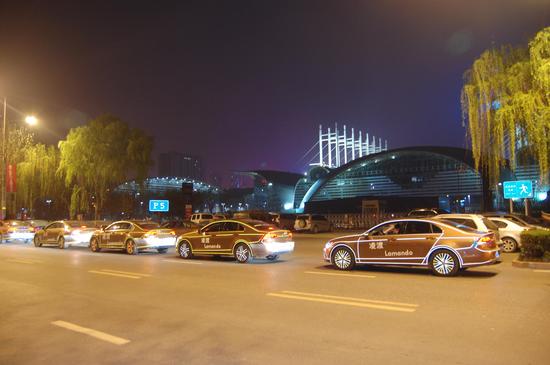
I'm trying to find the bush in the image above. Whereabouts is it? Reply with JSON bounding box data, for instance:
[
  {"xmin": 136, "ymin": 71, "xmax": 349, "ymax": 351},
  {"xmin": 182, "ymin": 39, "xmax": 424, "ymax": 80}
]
[{"xmin": 520, "ymin": 229, "xmax": 550, "ymax": 261}]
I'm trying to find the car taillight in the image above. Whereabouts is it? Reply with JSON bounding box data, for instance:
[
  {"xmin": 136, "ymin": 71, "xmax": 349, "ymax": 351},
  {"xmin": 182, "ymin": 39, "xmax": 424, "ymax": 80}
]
[
  {"xmin": 475, "ymin": 234, "xmax": 496, "ymax": 249},
  {"xmin": 263, "ymin": 232, "xmax": 279, "ymax": 240}
]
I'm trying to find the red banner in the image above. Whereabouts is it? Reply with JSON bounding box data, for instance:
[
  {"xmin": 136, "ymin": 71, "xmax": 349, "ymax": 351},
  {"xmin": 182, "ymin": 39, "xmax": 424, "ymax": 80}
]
[{"xmin": 6, "ymin": 164, "xmax": 16, "ymax": 193}]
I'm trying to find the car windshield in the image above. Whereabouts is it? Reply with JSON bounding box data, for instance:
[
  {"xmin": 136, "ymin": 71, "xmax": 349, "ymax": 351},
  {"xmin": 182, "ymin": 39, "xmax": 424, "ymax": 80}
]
[
  {"xmin": 135, "ymin": 222, "xmax": 160, "ymax": 230},
  {"xmin": 438, "ymin": 219, "xmax": 480, "ymax": 233},
  {"xmin": 201, "ymin": 214, "xmax": 213, "ymax": 219}
]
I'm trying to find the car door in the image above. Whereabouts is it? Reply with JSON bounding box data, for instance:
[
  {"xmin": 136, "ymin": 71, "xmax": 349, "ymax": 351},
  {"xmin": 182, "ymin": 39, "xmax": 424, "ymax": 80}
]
[
  {"xmin": 217, "ymin": 222, "xmax": 244, "ymax": 254},
  {"xmin": 100, "ymin": 223, "xmax": 120, "ymax": 247},
  {"xmin": 111, "ymin": 222, "xmax": 132, "ymax": 248},
  {"xmin": 43, "ymin": 222, "xmax": 60, "ymax": 242},
  {"xmin": 199, "ymin": 222, "xmax": 225, "ymax": 251},
  {"xmin": 400, "ymin": 221, "xmax": 441, "ymax": 262},
  {"xmin": 358, "ymin": 221, "xmax": 406, "ymax": 261}
]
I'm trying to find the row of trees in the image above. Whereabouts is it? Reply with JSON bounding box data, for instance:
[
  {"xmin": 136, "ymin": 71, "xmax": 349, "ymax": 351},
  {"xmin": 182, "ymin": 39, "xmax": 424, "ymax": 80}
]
[
  {"xmin": 14, "ymin": 114, "xmax": 153, "ymax": 219},
  {"xmin": 461, "ymin": 26, "xmax": 549, "ymax": 186}
]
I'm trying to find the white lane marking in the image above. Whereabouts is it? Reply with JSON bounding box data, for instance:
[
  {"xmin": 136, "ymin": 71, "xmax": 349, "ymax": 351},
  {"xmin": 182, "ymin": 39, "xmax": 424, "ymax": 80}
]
[
  {"xmin": 533, "ymin": 270, "xmax": 550, "ymax": 273},
  {"xmin": 5, "ymin": 258, "xmax": 43, "ymax": 264},
  {"xmin": 51, "ymin": 320, "xmax": 130, "ymax": 345},
  {"xmin": 162, "ymin": 259, "xmax": 203, "ymax": 265},
  {"xmin": 304, "ymin": 271, "xmax": 375, "ymax": 279},
  {"xmin": 100, "ymin": 269, "xmax": 151, "ymax": 277},
  {"xmin": 88, "ymin": 270, "xmax": 141, "ymax": 279}
]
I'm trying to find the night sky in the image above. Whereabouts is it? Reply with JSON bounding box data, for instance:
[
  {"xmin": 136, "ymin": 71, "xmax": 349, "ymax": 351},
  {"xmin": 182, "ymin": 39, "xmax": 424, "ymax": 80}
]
[{"xmin": 0, "ymin": 0, "xmax": 548, "ymax": 186}]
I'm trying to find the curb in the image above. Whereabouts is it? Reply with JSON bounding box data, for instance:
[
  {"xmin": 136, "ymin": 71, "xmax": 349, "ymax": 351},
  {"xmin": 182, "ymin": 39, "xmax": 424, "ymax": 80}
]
[{"xmin": 512, "ymin": 260, "xmax": 550, "ymax": 270}]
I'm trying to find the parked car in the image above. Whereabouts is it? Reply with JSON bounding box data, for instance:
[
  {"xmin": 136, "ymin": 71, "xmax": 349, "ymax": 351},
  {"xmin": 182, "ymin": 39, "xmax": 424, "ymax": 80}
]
[
  {"xmin": 294, "ymin": 214, "xmax": 332, "ymax": 233},
  {"xmin": 232, "ymin": 210, "xmax": 272, "ymax": 223},
  {"xmin": 271, "ymin": 213, "xmax": 297, "ymax": 230},
  {"xmin": 483, "ymin": 212, "xmax": 549, "ymax": 229},
  {"xmin": 176, "ymin": 219, "xmax": 294, "ymax": 263},
  {"xmin": 407, "ymin": 208, "xmax": 449, "ymax": 217},
  {"xmin": 486, "ymin": 217, "xmax": 530, "ymax": 253},
  {"xmin": 161, "ymin": 220, "xmax": 202, "ymax": 236},
  {"xmin": 434, "ymin": 214, "xmax": 502, "ymax": 246},
  {"xmin": 33, "ymin": 220, "xmax": 100, "ymax": 249},
  {"xmin": 323, "ymin": 218, "xmax": 499, "ymax": 276},
  {"xmin": 90, "ymin": 220, "xmax": 176, "ymax": 254},
  {"xmin": 190, "ymin": 213, "xmax": 214, "ymax": 225},
  {"xmin": 3, "ymin": 220, "xmax": 36, "ymax": 243}
]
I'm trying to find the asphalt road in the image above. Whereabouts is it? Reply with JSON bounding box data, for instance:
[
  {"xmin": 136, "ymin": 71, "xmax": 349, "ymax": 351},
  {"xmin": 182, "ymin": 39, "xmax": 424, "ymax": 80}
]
[{"xmin": 1, "ymin": 233, "xmax": 549, "ymax": 365}]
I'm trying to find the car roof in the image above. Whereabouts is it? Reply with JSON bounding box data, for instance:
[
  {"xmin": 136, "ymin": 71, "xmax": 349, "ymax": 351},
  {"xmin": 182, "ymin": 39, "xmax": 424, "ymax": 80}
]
[{"xmin": 436, "ymin": 214, "xmax": 482, "ymax": 218}]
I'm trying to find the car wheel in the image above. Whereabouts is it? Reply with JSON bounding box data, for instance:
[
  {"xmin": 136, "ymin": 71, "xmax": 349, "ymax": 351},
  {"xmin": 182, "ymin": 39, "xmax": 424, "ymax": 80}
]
[
  {"xmin": 311, "ymin": 225, "xmax": 319, "ymax": 234},
  {"xmin": 266, "ymin": 255, "xmax": 279, "ymax": 261},
  {"xmin": 235, "ymin": 243, "xmax": 252, "ymax": 263},
  {"xmin": 90, "ymin": 238, "xmax": 101, "ymax": 252},
  {"xmin": 125, "ymin": 240, "xmax": 138, "ymax": 255},
  {"xmin": 157, "ymin": 248, "xmax": 168, "ymax": 254},
  {"xmin": 331, "ymin": 247, "xmax": 355, "ymax": 270},
  {"xmin": 429, "ymin": 250, "xmax": 460, "ymax": 277},
  {"xmin": 501, "ymin": 237, "xmax": 518, "ymax": 253},
  {"xmin": 58, "ymin": 236, "xmax": 65, "ymax": 249},
  {"xmin": 33, "ymin": 235, "xmax": 42, "ymax": 247},
  {"xmin": 178, "ymin": 241, "xmax": 193, "ymax": 259}
]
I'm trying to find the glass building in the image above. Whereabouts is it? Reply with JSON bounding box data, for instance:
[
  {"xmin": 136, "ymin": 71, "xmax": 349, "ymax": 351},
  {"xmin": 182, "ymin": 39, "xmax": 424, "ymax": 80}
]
[{"xmin": 295, "ymin": 147, "xmax": 485, "ymax": 213}]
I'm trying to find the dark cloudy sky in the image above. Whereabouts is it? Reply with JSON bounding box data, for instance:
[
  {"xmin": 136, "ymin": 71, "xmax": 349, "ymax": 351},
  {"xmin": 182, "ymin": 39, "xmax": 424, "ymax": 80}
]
[{"xmin": 0, "ymin": 0, "xmax": 548, "ymax": 185}]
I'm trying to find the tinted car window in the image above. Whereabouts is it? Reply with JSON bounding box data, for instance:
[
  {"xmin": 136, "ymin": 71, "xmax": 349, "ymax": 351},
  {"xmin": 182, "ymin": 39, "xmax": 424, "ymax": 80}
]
[
  {"xmin": 491, "ymin": 220, "xmax": 507, "ymax": 228},
  {"xmin": 201, "ymin": 214, "xmax": 213, "ymax": 220},
  {"xmin": 431, "ymin": 224, "xmax": 442, "ymax": 233},
  {"xmin": 203, "ymin": 222, "xmax": 224, "ymax": 233},
  {"xmin": 438, "ymin": 219, "xmax": 480, "ymax": 233},
  {"xmin": 370, "ymin": 222, "xmax": 405, "ymax": 235},
  {"xmin": 224, "ymin": 222, "xmax": 244, "ymax": 231},
  {"xmin": 404, "ymin": 221, "xmax": 433, "ymax": 234}
]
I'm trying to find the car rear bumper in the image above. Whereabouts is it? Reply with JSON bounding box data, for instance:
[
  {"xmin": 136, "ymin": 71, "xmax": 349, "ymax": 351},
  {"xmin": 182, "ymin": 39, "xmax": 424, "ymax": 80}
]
[
  {"xmin": 251, "ymin": 241, "xmax": 295, "ymax": 257},
  {"xmin": 136, "ymin": 237, "xmax": 176, "ymax": 249},
  {"xmin": 5, "ymin": 232, "xmax": 34, "ymax": 241}
]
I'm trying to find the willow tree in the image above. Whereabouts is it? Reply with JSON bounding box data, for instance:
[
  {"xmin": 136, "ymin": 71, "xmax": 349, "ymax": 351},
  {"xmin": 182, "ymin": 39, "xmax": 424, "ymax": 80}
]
[
  {"xmin": 58, "ymin": 114, "xmax": 153, "ymax": 219},
  {"xmin": 17, "ymin": 144, "xmax": 67, "ymax": 214},
  {"xmin": 461, "ymin": 27, "xmax": 550, "ymax": 186}
]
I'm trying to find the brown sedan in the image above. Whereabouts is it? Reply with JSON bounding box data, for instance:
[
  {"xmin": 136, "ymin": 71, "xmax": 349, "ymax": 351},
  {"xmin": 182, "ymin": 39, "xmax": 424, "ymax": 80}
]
[
  {"xmin": 323, "ymin": 218, "xmax": 499, "ymax": 276},
  {"xmin": 176, "ymin": 219, "xmax": 295, "ymax": 263},
  {"xmin": 90, "ymin": 220, "xmax": 176, "ymax": 254}
]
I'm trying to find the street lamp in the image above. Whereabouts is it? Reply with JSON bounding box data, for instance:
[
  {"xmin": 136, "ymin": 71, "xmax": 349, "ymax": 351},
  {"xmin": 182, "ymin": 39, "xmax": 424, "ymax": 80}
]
[
  {"xmin": 1, "ymin": 97, "xmax": 38, "ymax": 219},
  {"xmin": 25, "ymin": 115, "xmax": 38, "ymax": 126}
]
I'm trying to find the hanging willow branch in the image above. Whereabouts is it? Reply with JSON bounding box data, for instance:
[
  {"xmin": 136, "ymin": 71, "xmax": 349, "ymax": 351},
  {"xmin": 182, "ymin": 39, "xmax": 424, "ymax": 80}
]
[{"xmin": 461, "ymin": 27, "xmax": 550, "ymax": 185}]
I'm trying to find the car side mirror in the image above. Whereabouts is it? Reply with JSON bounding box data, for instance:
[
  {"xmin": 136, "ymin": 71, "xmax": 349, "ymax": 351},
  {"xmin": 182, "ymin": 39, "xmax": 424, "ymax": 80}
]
[{"xmin": 100, "ymin": 225, "xmax": 107, "ymax": 230}]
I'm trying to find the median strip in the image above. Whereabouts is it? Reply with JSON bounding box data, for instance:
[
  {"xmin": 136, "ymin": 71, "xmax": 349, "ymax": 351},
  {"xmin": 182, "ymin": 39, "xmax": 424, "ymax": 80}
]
[
  {"xmin": 51, "ymin": 320, "xmax": 130, "ymax": 345},
  {"xmin": 304, "ymin": 270, "xmax": 375, "ymax": 278},
  {"xmin": 267, "ymin": 290, "xmax": 418, "ymax": 313}
]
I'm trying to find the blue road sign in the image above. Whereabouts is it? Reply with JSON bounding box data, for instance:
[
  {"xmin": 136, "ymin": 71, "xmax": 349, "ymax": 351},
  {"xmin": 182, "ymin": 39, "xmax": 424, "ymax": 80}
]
[
  {"xmin": 503, "ymin": 180, "xmax": 533, "ymax": 199},
  {"xmin": 149, "ymin": 200, "xmax": 169, "ymax": 212}
]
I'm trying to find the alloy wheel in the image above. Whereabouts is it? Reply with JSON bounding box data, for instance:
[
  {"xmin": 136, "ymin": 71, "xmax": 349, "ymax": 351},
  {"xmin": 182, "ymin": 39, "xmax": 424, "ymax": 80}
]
[
  {"xmin": 333, "ymin": 248, "xmax": 353, "ymax": 270},
  {"xmin": 501, "ymin": 238, "xmax": 517, "ymax": 253},
  {"xmin": 235, "ymin": 244, "xmax": 250, "ymax": 263},
  {"xmin": 432, "ymin": 252, "xmax": 455, "ymax": 276},
  {"xmin": 178, "ymin": 242, "xmax": 191, "ymax": 258}
]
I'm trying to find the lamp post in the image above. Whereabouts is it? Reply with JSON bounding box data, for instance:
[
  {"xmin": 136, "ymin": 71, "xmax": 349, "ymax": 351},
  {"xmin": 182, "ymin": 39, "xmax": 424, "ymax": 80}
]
[{"xmin": 1, "ymin": 97, "xmax": 38, "ymax": 220}]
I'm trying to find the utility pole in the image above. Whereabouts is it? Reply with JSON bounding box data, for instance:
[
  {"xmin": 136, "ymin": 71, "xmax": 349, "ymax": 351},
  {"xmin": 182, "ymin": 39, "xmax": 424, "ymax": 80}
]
[{"xmin": 1, "ymin": 97, "xmax": 6, "ymax": 220}]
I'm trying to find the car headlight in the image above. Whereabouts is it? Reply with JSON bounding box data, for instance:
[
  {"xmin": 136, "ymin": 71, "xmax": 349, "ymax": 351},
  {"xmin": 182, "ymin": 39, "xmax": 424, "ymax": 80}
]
[{"xmin": 324, "ymin": 241, "xmax": 333, "ymax": 250}]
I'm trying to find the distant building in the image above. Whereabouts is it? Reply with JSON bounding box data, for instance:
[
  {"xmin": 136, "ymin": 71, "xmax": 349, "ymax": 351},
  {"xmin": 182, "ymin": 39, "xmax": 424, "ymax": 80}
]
[{"xmin": 158, "ymin": 152, "xmax": 202, "ymax": 180}]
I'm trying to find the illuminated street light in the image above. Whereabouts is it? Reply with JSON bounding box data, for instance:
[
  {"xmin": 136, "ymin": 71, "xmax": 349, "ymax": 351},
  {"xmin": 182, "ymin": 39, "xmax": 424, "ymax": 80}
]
[{"xmin": 25, "ymin": 115, "xmax": 38, "ymax": 126}]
